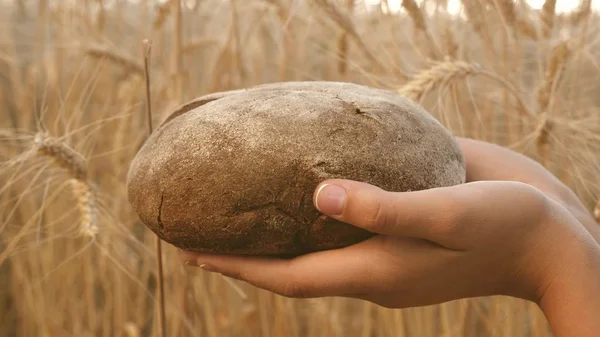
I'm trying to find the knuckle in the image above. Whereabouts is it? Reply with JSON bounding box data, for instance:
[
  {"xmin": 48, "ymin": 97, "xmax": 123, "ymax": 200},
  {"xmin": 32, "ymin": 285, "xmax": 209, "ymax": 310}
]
[
  {"xmin": 517, "ymin": 183, "xmax": 554, "ymax": 222},
  {"xmin": 362, "ymin": 198, "xmax": 391, "ymax": 233}
]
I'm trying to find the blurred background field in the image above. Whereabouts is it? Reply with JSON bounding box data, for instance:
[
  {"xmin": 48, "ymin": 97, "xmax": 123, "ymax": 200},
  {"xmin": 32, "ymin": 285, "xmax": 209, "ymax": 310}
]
[{"xmin": 1, "ymin": 0, "xmax": 599, "ymax": 336}]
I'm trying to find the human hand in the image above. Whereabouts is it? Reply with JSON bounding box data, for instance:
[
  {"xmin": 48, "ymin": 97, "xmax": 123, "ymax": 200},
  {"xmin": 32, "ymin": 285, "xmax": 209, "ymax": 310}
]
[{"xmin": 180, "ymin": 138, "xmax": 600, "ymax": 335}]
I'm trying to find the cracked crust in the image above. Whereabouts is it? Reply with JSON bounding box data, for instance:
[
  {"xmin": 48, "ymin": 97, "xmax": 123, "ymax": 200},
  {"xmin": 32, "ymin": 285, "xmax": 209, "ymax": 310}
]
[{"xmin": 126, "ymin": 81, "xmax": 466, "ymax": 256}]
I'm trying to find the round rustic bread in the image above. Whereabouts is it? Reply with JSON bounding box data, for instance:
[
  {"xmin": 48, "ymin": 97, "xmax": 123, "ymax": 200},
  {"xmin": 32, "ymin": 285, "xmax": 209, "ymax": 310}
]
[{"xmin": 126, "ymin": 81, "xmax": 466, "ymax": 256}]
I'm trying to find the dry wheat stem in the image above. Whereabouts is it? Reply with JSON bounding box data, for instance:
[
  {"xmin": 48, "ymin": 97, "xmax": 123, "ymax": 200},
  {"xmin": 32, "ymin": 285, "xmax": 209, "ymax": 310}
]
[
  {"xmin": 173, "ymin": 0, "xmax": 184, "ymax": 102},
  {"xmin": 336, "ymin": 0, "xmax": 354, "ymax": 77},
  {"xmin": 142, "ymin": 39, "xmax": 167, "ymax": 337}
]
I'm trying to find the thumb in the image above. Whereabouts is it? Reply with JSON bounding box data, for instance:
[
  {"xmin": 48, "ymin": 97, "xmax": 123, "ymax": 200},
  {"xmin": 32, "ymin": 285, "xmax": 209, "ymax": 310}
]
[
  {"xmin": 313, "ymin": 179, "xmax": 436, "ymax": 240},
  {"xmin": 312, "ymin": 179, "xmax": 551, "ymax": 246}
]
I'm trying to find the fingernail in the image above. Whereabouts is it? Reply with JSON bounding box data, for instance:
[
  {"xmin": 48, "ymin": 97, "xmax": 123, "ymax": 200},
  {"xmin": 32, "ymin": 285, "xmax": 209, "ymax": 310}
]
[
  {"xmin": 315, "ymin": 184, "xmax": 347, "ymax": 215},
  {"xmin": 198, "ymin": 262, "xmax": 216, "ymax": 272}
]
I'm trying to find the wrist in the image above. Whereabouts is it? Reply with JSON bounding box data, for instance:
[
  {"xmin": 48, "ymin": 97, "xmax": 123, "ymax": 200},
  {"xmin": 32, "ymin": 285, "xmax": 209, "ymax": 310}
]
[{"xmin": 537, "ymin": 233, "xmax": 600, "ymax": 337}]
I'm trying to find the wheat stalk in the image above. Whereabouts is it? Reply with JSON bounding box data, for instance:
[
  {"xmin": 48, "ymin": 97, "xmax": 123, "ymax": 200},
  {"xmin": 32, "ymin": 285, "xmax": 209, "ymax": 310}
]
[
  {"xmin": 142, "ymin": 39, "xmax": 167, "ymax": 337},
  {"xmin": 336, "ymin": 0, "xmax": 354, "ymax": 77},
  {"xmin": 33, "ymin": 132, "xmax": 98, "ymax": 239},
  {"xmin": 173, "ymin": 0, "xmax": 184, "ymax": 103},
  {"xmin": 594, "ymin": 200, "xmax": 600, "ymax": 223}
]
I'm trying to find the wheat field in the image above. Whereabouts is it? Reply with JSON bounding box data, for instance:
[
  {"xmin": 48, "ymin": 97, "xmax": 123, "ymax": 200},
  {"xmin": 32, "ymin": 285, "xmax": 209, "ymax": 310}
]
[{"xmin": 1, "ymin": 0, "xmax": 599, "ymax": 336}]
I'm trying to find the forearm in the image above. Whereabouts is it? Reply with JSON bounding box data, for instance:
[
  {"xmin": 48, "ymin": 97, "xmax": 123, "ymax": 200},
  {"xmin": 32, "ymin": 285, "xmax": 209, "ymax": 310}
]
[{"xmin": 538, "ymin": 239, "xmax": 600, "ymax": 337}]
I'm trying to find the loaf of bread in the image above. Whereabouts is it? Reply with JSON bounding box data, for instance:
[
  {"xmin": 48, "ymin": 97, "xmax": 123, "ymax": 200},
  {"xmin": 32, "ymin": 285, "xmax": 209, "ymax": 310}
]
[{"xmin": 126, "ymin": 81, "xmax": 466, "ymax": 256}]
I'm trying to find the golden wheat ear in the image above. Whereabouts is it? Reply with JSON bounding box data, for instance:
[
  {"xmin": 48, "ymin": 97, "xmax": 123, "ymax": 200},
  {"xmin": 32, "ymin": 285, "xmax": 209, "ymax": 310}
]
[{"xmin": 33, "ymin": 132, "xmax": 98, "ymax": 239}]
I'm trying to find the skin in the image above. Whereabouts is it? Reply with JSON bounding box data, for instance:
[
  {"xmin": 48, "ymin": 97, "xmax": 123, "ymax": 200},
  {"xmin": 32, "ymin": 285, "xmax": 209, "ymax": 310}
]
[{"xmin": 180, "ymin": 137, "xmax": 600, "ymax": 337}]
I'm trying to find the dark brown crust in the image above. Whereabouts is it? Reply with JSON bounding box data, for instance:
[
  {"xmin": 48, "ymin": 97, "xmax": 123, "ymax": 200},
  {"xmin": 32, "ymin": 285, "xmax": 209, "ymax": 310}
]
[{"xmin": 126, "ymin": 81, "xmax": 466, "ymax": 256}]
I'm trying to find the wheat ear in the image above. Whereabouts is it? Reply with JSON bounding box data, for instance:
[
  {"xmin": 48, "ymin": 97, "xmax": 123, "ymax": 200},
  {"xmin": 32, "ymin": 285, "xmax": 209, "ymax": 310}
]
[
  {"xmin": 33, "ymin": 133, "xmax": 98, "ymax": 238},
  {"xmin": 534, "ymin": 41, "xmax": 570, "ymax": 165},
  {"xmin": 569, "ymin": 0, "xmax": 592, "ymax": 26},
  {"xmin": 154, "ymin": 0, "xmax": 174, "ymax": 30},
  {"xmin": 494, "ymin": 0, "xmax": 538, "ymax": 39},
  {"xmin": 537, "ymin": 40, "xmax": 571, "ymax": 114},
  {"xmin": 402, "ymin": 0, "xmax": 442, "ymax": 58},
  {"xmin": 541, "ymin": 0, "xmax": 557, "ymax": 38},
  {"xmin": 398, "ymin": 60, "xmax": 483, "ymax": 101}
]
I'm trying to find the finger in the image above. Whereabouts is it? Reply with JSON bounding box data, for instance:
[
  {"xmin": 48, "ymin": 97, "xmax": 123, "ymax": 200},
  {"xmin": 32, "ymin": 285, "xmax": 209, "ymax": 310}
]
[
  {"xmin": 179, "ymin": 241, "xmax": 385, "ymax": 298},
  {"xmin": 457, "ymin": 138, "xmax": 599, "ymax": 237},
  {"xmin": 457, "ymin": 138, "xmax": 570, "ymax": 195},
  {"xmin": 313, "ymin": 179, "xmax": 551, "ymax": 248}
]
